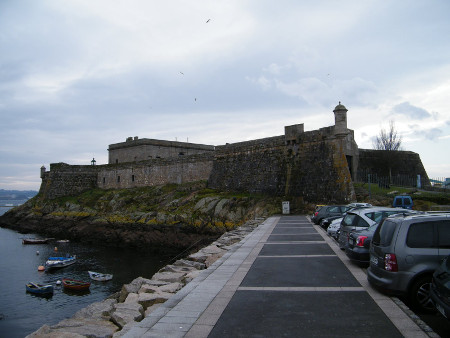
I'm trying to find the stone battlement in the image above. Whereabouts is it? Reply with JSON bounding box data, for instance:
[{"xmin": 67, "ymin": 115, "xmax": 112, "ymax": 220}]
[{"xmin": 39, "ymin": 103, "xmax": 429, "ymax": 204}]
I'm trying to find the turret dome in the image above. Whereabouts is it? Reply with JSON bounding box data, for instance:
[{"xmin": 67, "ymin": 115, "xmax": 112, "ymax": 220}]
[{"xmin": 333, "ymin": 101, "xmax": 347, "ymax": 112}]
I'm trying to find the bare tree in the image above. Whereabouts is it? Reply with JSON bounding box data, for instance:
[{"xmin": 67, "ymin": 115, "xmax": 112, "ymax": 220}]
[
  {"xmin": 373, "ymin": 120, "xmax": 402, "ymax": 151},
  {"xmin": 372, "ymin": 120, "xmax": 402, "ymax": 186}
]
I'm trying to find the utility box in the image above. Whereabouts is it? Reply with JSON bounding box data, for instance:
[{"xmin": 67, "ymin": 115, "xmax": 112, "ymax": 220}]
[{"xmin": 282, "ymin": 201, "xmax": 290, "ymax": 215}]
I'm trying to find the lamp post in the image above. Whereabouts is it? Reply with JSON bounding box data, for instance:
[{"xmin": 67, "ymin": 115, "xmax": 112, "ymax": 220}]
[{"xmin": 91, "ymin": 158, "xmax": 96, "ymax": 166}]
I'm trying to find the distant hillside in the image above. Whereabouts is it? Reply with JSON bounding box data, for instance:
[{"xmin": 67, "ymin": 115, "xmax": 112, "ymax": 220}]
[{"xmin": 0, "ymin": 189, "xmax": 38, "ymax": 200}]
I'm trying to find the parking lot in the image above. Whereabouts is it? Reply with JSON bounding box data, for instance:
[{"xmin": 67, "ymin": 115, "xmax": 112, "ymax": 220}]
[{"xmin": 317, "ymin": 218, "xmax": 450, "ymax": 338}]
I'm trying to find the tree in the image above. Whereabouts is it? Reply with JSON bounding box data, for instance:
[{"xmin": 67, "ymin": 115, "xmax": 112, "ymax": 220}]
[
  {"xmin": 373, "ymin": 120, "xmax": 402, "ymax": 151},
  {"xmin": 372, "ymin": 120, "xmax": 402, "ymax": 186}
]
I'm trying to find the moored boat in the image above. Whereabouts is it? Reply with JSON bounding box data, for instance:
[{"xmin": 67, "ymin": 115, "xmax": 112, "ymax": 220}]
[
  {"xmin": 22, "ymin": 238, "xmax": 49, "ymax": 244},
  {"xmin": 62, "ymin": 278, "xmax": 91, "ymax": 291},
  {"xmin": 45, "ymin": 255, "xmax": 76, "ymax": 270},
  {"xmin": 26, "ymin": 282, "xmax": 54, "ymax": 295},
  {"xmin": 88, "ymin": 271, "xmax": 113, "ymax": 281}
]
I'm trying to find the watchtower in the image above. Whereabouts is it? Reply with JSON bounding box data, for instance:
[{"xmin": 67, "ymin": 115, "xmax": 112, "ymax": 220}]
[{"xmin": 333, "ymin": 101, "xmax": 348, "ymax": 137}]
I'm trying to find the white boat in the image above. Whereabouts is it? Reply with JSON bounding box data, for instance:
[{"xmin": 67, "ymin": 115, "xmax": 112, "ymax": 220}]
[
  {"xmin": 88, "ymin": 271, "xmax": 113, "ymax": 281},
  {"xmin": 45, "ymin": 255, "xmax": 76, "ymax": 270}
]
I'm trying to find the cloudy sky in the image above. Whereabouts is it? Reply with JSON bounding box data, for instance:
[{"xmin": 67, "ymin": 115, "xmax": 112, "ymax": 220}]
[{"xmin": 1, "ymin": 0, "xmax": 449, "ymax": 190}]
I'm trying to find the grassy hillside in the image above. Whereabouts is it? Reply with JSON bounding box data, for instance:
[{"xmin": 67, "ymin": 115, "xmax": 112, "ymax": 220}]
[{"xmin": 353, "ymin": 182, "xmax": 450, "ymax": 211}]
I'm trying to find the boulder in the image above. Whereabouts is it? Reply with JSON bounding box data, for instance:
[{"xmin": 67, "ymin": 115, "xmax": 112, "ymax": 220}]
[
  {"xmin": 118, "ymin": 277, "xmax": 151, "ymax": 302},
  {"xmin": 26, "ymin": 325, "xmax": 84, "ymax": 338},
  {"xmin": 110, "ymin": 303, "xmax": 144, "ymax": 329},
  {"xmin": 173, "ymin": 259, "xmax": 206, "ymax": 270},
  {"xmin": 112, "ymin": 321, "xmax": 137, "ymax": 338},
  {"xmin": 145, "ymin": 303, "xmax": 162, "ymax": 316},
  {"xmin": 44, "ymin": 318, "xmax": 119, "ymax": 338},
  {"xmin": 205, "ymin": 253, "xmax": 224, "ymax": 267},
  {"xmin": 138, "ymin": 284, "xmax": 159, "ymax": 294},
  {"xmin": 142, "ymin": 279, "xmax": 169, "ymax": 287},
  {"xmin": 159, "ymin": 264, "xmax": 197, "ymax": 274},
  {"xmin": 73, "ymin": 298, "xmax": 117, "ymax": 320},
  {"xmin": 187, "ymin": 251, "xmax": 209, "ymax": 263},
  {"xmin": 184, "ymin": 270, "xmax": 202, "ymax": 283},
  {"xmin": 124, "ymin": 293, "xmax": 139, "ymax": 303},
  {"xmin": 159, "ymin": 282, "xmax": 183, "ymax": 294},
  {"xmin": 137, "ymin": 292, "xmax": 172, "ymax": 309},
  {"xmin": 201, "ymin": 244, "xmax": 225, "ymax": 255},
  {"xmin": 150, "ymin": 271, "xmax": 186, "ymax": 283}
]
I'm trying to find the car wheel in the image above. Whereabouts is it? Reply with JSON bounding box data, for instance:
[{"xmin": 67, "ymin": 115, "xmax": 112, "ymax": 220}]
[{"xmin": 409, "ymin": 275, "xmax": 436, "ymax": 313}]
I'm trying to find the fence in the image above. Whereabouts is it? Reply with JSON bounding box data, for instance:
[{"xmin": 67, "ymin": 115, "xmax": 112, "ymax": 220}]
[
  {"xmin": 357, "ymin": 171, "xmax": 418, "ymax": 188},
  {"xmin": 357, "ymin": 171, "xmax": 449, "ymax": 191}
]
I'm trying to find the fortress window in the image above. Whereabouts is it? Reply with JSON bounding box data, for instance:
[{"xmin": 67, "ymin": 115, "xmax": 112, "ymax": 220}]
[
  {"xmin": 117, "ymin": 176, "xmax": 120, "ymax": 183},
  {"xmin": 103, "ymin": 177, "xmax": 105, "ymax": 184},
  {"xmin": 132, "ymin": 175, "xmax": 135, "ymax": 182},
  {"xmin": 115, "ymin": 159, "xmax": 118, "ymax": 164}
]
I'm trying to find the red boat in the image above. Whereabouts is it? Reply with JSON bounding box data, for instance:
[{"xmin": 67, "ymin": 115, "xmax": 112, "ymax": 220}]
[{"xmin": 62, "ymin": 278, "xmax": 91, "ymax": 291}]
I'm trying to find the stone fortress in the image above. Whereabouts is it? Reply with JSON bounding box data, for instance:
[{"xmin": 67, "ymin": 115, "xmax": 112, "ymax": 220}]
[{"xmin": 39, "ymin": 103, "xmax": 430, "ymax": 204}]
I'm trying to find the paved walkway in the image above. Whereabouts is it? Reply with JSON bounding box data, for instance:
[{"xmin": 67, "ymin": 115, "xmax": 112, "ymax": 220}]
[{"xmin": 124, "ymin": 215, "xmax": 429, "ymax": 337}]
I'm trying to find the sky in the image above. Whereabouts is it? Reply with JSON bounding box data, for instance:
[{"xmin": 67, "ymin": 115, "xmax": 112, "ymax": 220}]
[{"xmin": 1, "ymin": 0, "xmax": 450, "ymax": 191}]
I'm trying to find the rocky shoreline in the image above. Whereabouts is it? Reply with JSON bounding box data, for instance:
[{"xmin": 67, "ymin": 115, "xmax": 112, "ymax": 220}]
[{"xmin": 27, "ymin": 218, "xmax": 265, "ymax": 337}]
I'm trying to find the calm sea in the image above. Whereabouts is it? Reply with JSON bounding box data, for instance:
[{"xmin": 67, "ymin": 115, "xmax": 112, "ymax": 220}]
[{"xmin": 0, "ymin": 203, "xmax": 172, "ymax": 338}]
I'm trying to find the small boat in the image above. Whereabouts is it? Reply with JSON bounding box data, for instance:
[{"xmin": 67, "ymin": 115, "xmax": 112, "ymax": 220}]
[
  {"xmin": 88, "ymin": 271, "xmax": 113, "ymax": 281},
  {"xmin": 57, "ymin": 239, "xmax": 70, "ymax": 243},
  {"xmin": 22, "ymin": 238, "xmax": 49, "ymax": 244},
  {"xmin": 26, "ymin": 282, "xmax": 54, "ymax": 295},
  {"xmin": 62, "ymin": 278, "xmax": 91, "ymax": 291},
  {"xmin": 45, "ymin": 255, "xmax": 76, "ymax": 270}
]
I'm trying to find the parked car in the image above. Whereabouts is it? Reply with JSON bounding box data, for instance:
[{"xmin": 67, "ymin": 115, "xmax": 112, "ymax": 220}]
[
  {"xmin": 392, "ymin": 195, "xmax": 413, "ymax": 209},
  {"xmin": 345, "ymin": 210, "xmax": 423, "ymax": 266},
  {"xmin": 320, "ymin": 215, "xmax": 343, "ymax": 229},
  {"xmin": 430, "ymin": 254, "xmax": 450, "ymax": 320},
  {"xmin": 338, "ymin": 207, "xmax": 408, "ymax": 250},
  {"xmin": 320, "ymin": 202, "xmax": 373, "ymax": 229},
  {"xmin": 327, "ymin": 218, "xmax": 343, "ymax": 240},
  {"xmin": 311, "ymin": 205, "xmax": 349, "ymax": 225},
  {"xmin": 367, "ymin": 213, "xmax": 450, "ymax": 313}
]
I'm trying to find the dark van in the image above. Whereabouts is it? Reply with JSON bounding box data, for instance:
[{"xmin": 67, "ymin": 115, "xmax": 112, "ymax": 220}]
[{"xmin": 392, "ymin": 195, "xmax": 413, "ymax": 209}]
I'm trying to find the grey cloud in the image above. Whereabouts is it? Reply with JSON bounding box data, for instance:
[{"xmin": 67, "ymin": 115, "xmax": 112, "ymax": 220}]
[
  {"xmin": 392, "ymin": 102, "xmax": 431, "ymax": 120},
  {"xmin": 413, "ymin": 128, "xmax": 443, "ymax": 141}
]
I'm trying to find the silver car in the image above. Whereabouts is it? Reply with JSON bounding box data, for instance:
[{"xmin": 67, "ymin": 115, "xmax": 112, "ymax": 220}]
[
  {"xmin": 368, "ymin": 213, "xmax": 450, "ymax": 312},
  {"xmin": 337, "ymin": 207, "xmax": 410, "ymax": 250}
]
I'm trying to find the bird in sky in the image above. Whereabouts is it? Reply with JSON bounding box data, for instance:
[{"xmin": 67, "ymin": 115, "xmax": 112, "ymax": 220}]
[
  {"xmin": 180, "ymin": 71, "xmax": 184, "ymax": 75},
  {"xmin": 206, "ymin": 19, "xmax": 210, "ymax": 23}
]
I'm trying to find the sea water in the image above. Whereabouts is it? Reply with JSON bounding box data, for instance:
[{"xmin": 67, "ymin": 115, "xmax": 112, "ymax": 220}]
[{"xmin": 0, "ymin": 206, "xmax": 173, "ymax": 337}]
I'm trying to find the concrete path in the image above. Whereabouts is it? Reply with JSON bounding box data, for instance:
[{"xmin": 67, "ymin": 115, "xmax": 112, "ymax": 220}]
[{"xmin": 124, "ymin": 215, "xmax": 429, "ymax": 338}]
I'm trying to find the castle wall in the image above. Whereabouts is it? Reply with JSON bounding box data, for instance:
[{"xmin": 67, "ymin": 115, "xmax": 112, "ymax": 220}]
[
  {"xmin": 40, "ymin": 163, "xmax": 98, "ymax": 199},
  {"xmin": 208, "ymin": 132, "xmax": 355, "ymax": 203},
  {"xmin": 40, "ymin": 104, "xmax": 425, "ymax": 204},
  {"xmin": 98, "ymin": 154, "xmax": 214, "ymax": 189},
  {"xmin": 358, "ymin": 149, "xmax": 430, "ymax": 186},
  {"xmin": 108, "ymin": 137, "xmax": 215, "ymax": 164},
  {"xmin": 39, "ymin": 155, "xmax": 215, "ymax": 199}
]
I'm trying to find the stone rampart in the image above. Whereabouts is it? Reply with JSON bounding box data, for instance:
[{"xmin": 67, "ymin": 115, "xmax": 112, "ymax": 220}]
[
  {"xmin": 108, "ymin": 137, "xmax": 215, "ymax": 164},
  {"xmin": 98, "ymin": 153, "xmax": 214, "ymax": 189},
  {"xmin": 358, "ymin": 149, "xmax": 430, "ymax": 186},
  {"xmin": 40, "ymin": 163, "xmax": 99, "ymax": 200},
  {"xmin": 209, "ymin": 132, "xmax": 355, "ymax": 203}
]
